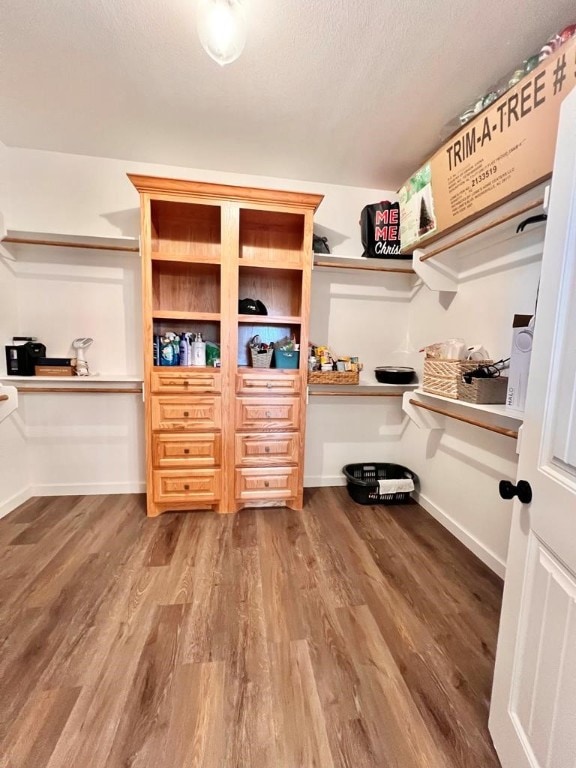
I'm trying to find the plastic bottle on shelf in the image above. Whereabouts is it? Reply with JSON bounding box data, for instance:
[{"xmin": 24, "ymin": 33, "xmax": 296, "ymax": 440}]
[
  {"xmin": 179, "ymin": 334, "xmax": 189, "ymax": 367},
  {"xmin": 192, "ymin": 333, "xmax": 206, "ymax": 367}
]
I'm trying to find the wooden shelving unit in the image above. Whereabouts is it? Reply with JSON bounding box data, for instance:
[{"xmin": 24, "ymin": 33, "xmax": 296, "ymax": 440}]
[{"xmin": 130, "ymin": 174, "xmax": 323, "ymax": 517}]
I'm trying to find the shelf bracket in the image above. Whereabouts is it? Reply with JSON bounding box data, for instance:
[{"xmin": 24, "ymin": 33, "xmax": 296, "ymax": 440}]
[
  {"xmin": 0, "ymin": 386, "xmax": 19, "ymax": 424},
  {"xmin": 412, "ymin": 248, "xmax": 458, "ymax": 292},
  {"xmin": 402, "ymin": 391, "xmax": 446, "ymax": 432}
]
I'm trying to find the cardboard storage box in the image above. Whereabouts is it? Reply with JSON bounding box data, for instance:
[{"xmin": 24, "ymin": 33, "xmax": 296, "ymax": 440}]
[{"xmin": 457, "ymin": 376, "xmax": 508, "ymax": 404}]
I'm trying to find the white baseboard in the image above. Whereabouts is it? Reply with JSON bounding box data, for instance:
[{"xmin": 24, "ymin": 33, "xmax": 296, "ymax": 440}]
[
  {"xmin": 304, "ymin": 475, "xmax": 347, "ymax": 488},
  {"xmin": 414, "ymin": 491, "xmax": 506, "ymax": 578},
  {"xmin": 0, "ymin": 486, "xmax": 32, "ymax": 520},
  {"xmin": 30, "ymin": 481, "xmax": 146, "ymax": 496}
]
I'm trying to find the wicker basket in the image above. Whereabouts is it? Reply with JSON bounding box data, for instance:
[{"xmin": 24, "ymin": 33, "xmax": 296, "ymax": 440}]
[
  {"xmin": 308, "ymin": 370, "xmax": 359, "ymax": 385},
  {"xmin": 423, "ymin": 359, "xmax": 492, "ymax": 399},
  {"xmin": 250, "ymin": 348, "xmax": 273, "ymax": 368},
  {"xmin": 249, "ymin": 335, "xmax": 274, "ymax": 368}
]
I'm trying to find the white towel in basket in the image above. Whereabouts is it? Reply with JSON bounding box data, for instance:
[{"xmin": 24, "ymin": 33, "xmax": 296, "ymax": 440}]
[{"xmin": 377, "ymin": 478, "xmax": 415, "ymax": 495}]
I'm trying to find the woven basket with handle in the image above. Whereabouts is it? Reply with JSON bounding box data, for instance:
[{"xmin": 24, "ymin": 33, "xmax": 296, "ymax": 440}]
[
  {"xmin": 249, "ymin": 335, "xmax": 274, "ymax": 368},
  {"xmin": 423, "ymin": 359, "xmax": 492, "ymax": 399}
]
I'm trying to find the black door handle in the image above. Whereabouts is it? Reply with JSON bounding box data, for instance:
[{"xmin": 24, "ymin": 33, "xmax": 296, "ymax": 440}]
[{"xmin": 499, "ymin": 480, "xmax": 533, "ymax": 504}]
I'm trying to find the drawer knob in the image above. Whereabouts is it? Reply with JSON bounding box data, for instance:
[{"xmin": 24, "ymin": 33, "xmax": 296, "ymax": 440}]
[
  {"xmin": 265, "ymin": 411, "xmax": 272, "ymax": 418},
  {"xmin": 264, "ymin": 481, "xmax": 270, "ymax": 488},
  {"xmin": 265, "ymin": 446, "xmax": 270, "ymax": 453},
  {"xmin": 184, "ymin": 484, "xmax": 190, "ymax": 491},
  {"xmin": 184, "ymin": 411, "xmax": 190, "ymax": 417},
  {"xmin": 266, "ymin": 382, "xmax": 272, "ymax": 389},
  {"xmin": 184, "ymin": 448, "xmax": 190, "ymax": 455},
  {"xmin": 184, "ymin": 380, "xmax": 190, "ymax": 386}
]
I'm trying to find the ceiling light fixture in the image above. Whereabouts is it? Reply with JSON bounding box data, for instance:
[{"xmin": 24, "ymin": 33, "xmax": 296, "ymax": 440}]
[{"xmin": 196, "ymin": 0, "xmax": 247, "ymax": 66}]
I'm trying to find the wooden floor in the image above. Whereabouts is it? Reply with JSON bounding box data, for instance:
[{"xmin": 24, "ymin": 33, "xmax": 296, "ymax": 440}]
[{"xmin": 0, "ymin": 487, "xmax": 503, "ymax": 768}]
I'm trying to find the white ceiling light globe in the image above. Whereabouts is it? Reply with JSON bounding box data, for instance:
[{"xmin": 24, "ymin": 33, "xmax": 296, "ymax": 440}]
[{"xmin": 197, "ymin": 0, "xmax": 246, "ymax": 66}]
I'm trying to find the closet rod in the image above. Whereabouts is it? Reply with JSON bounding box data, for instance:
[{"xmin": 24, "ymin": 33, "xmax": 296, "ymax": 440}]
[
  {"xmin": 309, "ymin": 390, "xmax": 403, "ymax": 397},
  {"xmin": 0, "ymin": 394, "xmax": 9, "ymax": 402},
  {"xmin": 419, "ymin": 197, "xmax": 544, "ymax": 262},
  {"xmin": 2, "ymin": 237, "xmax": 139, "ymax": 253},
  {"xmin": 408, "ymin": 399, "xmax": 519, "ymax": 439},
  {"xmin": 17, "ymin": 387, "xmax": 143, "ymax": 394},
  {"xmin": 314, "ymin": 261, "xmax": 415, "ymax": 274}
]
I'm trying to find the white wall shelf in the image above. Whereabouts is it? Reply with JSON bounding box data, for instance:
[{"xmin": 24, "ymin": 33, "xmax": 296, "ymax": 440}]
[
  {"xmin": 313, "ymin": 253, "xmax": 416, "ymax": 275},
  {"xmin": 412, "ymin": 183, "xmax": 548, "ymax": 292},
  {"xmin": 403, "ymin": 388, "xmax": 523, "ymax": 439},
  {"xmin": 0, "ymin": 374, "xmax": 142, "ymax": 382},
  {"xmin": 309, "ymin": 381, "xmax": 418, "ymax": 398},
  {"xmin": 1, "ymin": 229, "xmax": 140, "ymax": 257},
  {"xmin": 308, "ymin": 375, "xmax": 418, "ymax": 397}
]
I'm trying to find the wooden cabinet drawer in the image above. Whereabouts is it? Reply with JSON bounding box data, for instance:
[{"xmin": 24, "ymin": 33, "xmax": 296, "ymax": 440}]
[
  {"xmin": 151, "ymin": 396, "xmax": 221, "ymax": 431},
  {"xmin": 153, "ymin": 469, "xmax": 221, "ymax": 504},
  {"xmin": 151, "ymin": 371, "xmax": 221, "ymax": 394},
  {"xmin": 235, "ymin": 467, "xmax": 298, "ymax": 501},
  {"xmin": 153, "ymin": 433, "xmax": 221, "ymax": 468},
  {"xmin": 235, "ymin": 397, "xmax": 300, "ymax": 431},
  {"xmin": 236, "ymin": 371, "xmax": 301, "ymax": 396},
  {"xmin": 235, "ymin": 432, "xmax": 299, "ymax": 466}
]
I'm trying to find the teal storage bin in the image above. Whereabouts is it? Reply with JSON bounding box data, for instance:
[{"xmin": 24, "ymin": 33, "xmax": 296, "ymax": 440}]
[{"xmin": 274, "ymin": 349, "xmax": 300, "ymax": 369}]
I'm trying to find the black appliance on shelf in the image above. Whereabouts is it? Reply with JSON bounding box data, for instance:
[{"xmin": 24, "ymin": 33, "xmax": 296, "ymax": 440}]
[{"xmin": 5, "ymin": 340, "xmax": 47, "ymax": 376}]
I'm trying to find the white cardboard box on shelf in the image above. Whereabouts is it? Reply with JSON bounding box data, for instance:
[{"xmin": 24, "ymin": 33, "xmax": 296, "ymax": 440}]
[{"xmin": 506, "ymin": 314, "xmax": 534, "ymax": 413}]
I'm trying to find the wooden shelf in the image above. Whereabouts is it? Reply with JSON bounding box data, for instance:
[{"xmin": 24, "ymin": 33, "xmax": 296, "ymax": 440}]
[
  {"xmin": 1, "ymin": 230, "xmax": 139, "ymax": 253},
  {"xmin": 237, "ymin": 314, "xmax": 301, "ymax": 325},
  {"xmin": 151, "ymin": 251, "xmax": 220, "ymax": 265},
  {"xmin": 313, "ymin": 254, "xmax": 415, "ymax": 274},
  {"xmin": 403, "ymin": 389, "xmax": 523, "ymax": 439},
  {"xmin": 309, "ymin": 382, "xmax": 418, "ymax": 397},
  {"xmin": 152, "ymin": 366, "xmax": 219, "ymax": 373},
  {"xmin": 238, "ymin": 259, "xmax": 304, "ymax": 271},
  {"xmin": 152, "ymin": 310, "xmax": 221, "ymax": 322}
]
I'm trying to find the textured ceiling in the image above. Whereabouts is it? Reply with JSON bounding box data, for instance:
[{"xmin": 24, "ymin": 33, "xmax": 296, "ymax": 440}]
[{"xmin": 1, "ymin": 0, "xmax": 574, "ymax": 188}]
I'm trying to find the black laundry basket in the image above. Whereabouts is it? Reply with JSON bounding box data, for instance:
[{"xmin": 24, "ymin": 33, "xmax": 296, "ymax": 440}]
[{"xmin": 343, "ymin": 463, "xmax": 417, "ymax": 505}]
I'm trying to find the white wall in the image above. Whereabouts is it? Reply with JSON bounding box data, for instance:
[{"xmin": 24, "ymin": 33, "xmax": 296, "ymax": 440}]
[
  {"xmin": 0, "ymin": 145, "xmax": 542, "ymax": 576},
  {"xmin": 0, "ymin": 138, "xmax": 29, "ymax": 514},
  {"xmin": 0, "ymin": 146, "xmax": 397, "ymax": 514},
  {"xmin": 399, "ymin": 257, "xmax": 541, "ymax": 574}
]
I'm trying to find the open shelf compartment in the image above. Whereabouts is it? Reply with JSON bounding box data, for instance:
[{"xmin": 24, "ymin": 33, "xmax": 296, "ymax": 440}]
[
  {"xmin": 239, "ymin": 208, "xmax": 306, "ymax": 269},
  {"xmin": 238, "ymin": 265, "xmax": 303, "ymax": 317},
  {"xmin": 150, "ymin": 200, "xmax": 221, "ymax": 262},
  {"xmin": 238, "ymin": 323, "xmax": 301, "ymax": 368},
  {"xmin": 152, "ymin": 261, "xmax": 220, "ymax": 315}
]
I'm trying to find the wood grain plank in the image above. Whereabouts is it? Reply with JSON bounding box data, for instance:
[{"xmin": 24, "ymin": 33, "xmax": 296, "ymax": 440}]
[
  {"xmin": 0, "ymin": 488, "xmax": 502, "ymax": 768},
  {"xmin": 144, "ymin": 513, "xmax": 185, "ymax": 567},
  {"xmin": 104, "ymin": 603, "xmax": 189, "ymax": 766},
  {"xmin": 0, "ymin": 686, "xmax": 81, "ymax": 768},
  {"xmin": 269, "ymin": 639, "xmax": 336, "ymax": 768}
]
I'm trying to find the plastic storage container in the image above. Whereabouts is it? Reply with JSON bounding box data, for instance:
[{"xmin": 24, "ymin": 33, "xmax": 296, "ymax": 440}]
[
  {"xmin": 342, "ymin": 463, "xmax": 417, "ymax": 505},
  {"xmin": 274, "ymin": 349, "xmax": 300, "ymax": 369}
]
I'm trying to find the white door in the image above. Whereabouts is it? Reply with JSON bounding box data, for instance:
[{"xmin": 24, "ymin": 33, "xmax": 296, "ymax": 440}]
[{"xmin": 489, "ymin": 87, "xmax": 576, "ymax": 768}]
